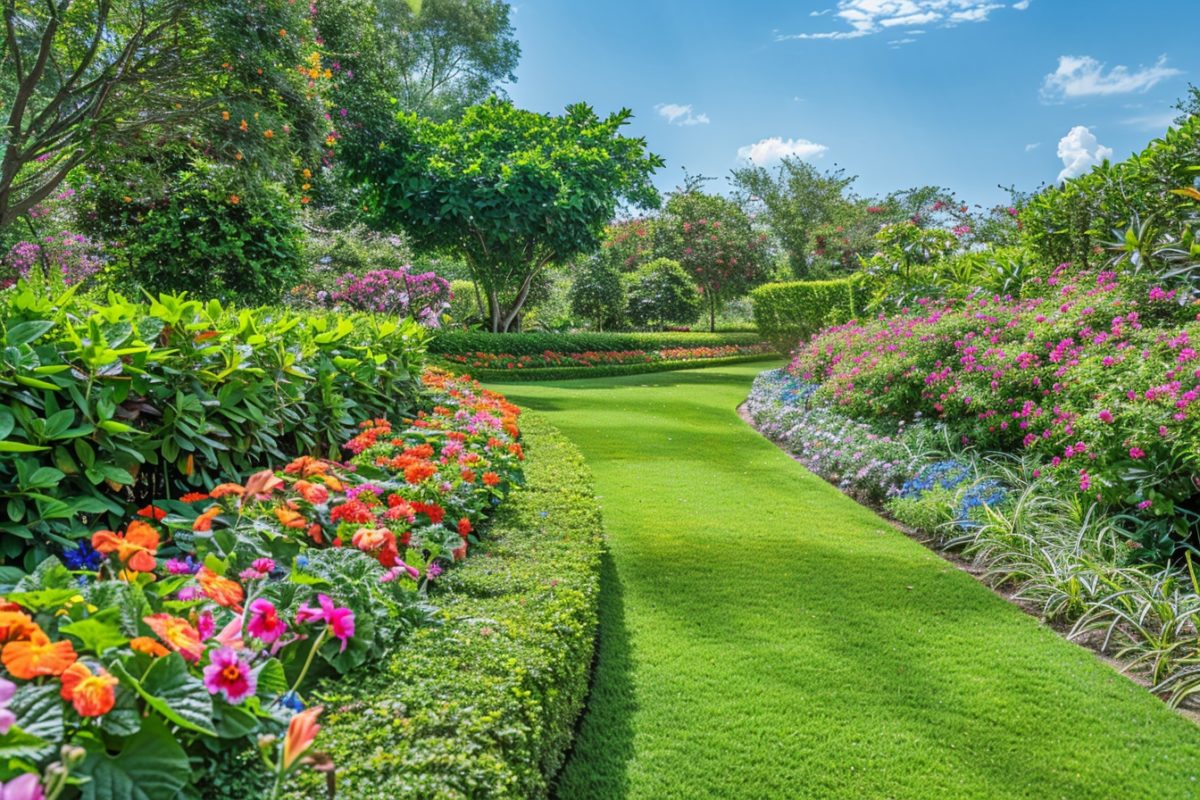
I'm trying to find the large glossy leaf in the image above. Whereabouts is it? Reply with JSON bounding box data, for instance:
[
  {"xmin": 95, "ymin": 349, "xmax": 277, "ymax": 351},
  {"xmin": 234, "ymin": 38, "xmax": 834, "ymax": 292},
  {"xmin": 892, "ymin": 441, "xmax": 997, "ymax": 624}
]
[
  {"xmin": 80, "ymin": 716, "xmax": 190, "ymax": 800},
  {"xmin": 112, "ymin": 654, "xmax": 216, "ymax": 736}
]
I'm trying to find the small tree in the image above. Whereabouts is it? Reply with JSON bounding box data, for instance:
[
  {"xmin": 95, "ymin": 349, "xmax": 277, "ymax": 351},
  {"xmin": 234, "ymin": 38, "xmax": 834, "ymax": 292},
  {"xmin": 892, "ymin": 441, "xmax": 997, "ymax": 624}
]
[
  {"xmin": 624, "ymin": 258, "xmax": 699, "ymax": 331},
  {"xmin": 569, "ymin": 256, "xmax": 625, "ymax": 330},
  {"xmin": 352, "ymin": 99, "xmax": 663, "ymax": 332}
]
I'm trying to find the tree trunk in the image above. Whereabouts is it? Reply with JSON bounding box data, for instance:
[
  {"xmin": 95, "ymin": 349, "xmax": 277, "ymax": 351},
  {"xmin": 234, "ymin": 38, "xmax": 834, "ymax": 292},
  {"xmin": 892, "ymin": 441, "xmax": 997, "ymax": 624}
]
[
  {"xmin": 488, "ymin": 290, "xmax": 501, "ymax": 333},
  {"xmin": 708, "ymin": 295, "xmax": 717, "ymax": 332}
]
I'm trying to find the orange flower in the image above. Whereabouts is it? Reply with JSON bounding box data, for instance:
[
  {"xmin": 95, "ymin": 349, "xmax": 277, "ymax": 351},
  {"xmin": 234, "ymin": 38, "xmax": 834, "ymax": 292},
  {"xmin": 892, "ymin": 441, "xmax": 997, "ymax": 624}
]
[
  {"xmin": 301, "ymin": 168, "xmax": 312, "ymax": 179},
  {"xmin": 404, "ymin": 462, "xmax": 437, "ymax": 484},
  {"xmin": 284, "ymin": 456, "xmax": 327, "ymax": 477},
  {"xmin": 193, "ymin": 505, "xmax": 221, "ymax": 532},
  {"xmin": 239, "ymin": 119, "xmax": 249, "ymax": 132},
  {"xmin": 264, "ymin": 129, "xmax": 275, "ymax": 139},
  {"xmin": 144, "ymin": 614, "xmax": 204, "ymax": 663},
  {"xmin": 235, "ymin": 150, "xmax": 244, "ymax": 161},
  {"xmin": 283, "ymin": 706, "xmax": 323, "ymax": 769},
  {"xmin": 321, "ymin": 475, "xmax": 344, "ymax": 492},
  {"xmin": 136, "ymin": 504, "xmax": 166, "ymax": 521},
  {"xmin": 294, "ymin": 480, "xmax": 329, "ymax": 505},
  {"xmin": 0, "ymin": 609, "xmax": 38, "ymax": 642},
  {"xmin": 300, "ymin": 196, "xmax": 311, "ymax": 205},
  {"xmin": 130, "ymin": 636, "xmax": 169, "ymax": 657},
  {"xmin": 229, "ymin": 194, "xmax": 240, "ymax": 205},
  {"xmin": 244, "ymin": 469, "xmax": 283, "ymax": 500},
  {"xmin": 221, "ymin": 110, "xmax": 230, "ymax": 121},
  {"xmin": 179, "ymin": 492, "xmax": 211, "ymax": 503},
  {"xmin": 197, "ymin": 568, "xmax": 244, "ymax": 609},
  {"xmin": 482, "ymin": 471, "xmax": 501, "ymax": 487},
  {"xmin": 60, "ymin": 662, "xmax": 118, "ymax": 717},
  {"xmin": 2, "ymin": 629, "xmax": 76, "ymax": 679},
  {"xmin": 351, "ymin": 528, "xmax": 393, "ymax": 553},
  {"xmin": 210, "ymin": 483, "xmax": 245, "ymax": 499},
  {"xmin": 92, "ymin": 521, "xmax": 159, "ymax": 572},
  {"xmin": 275, "ymin": 505, "xmax": 307, "ymax": 530}
]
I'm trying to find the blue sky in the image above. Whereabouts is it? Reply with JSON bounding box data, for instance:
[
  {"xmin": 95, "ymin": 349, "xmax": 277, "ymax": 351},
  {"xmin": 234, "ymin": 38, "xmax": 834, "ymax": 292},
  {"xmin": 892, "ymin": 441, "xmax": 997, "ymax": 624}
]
[{"xmin": 504, "ymin": 0, "xmax": 1200, "ymax": 208}]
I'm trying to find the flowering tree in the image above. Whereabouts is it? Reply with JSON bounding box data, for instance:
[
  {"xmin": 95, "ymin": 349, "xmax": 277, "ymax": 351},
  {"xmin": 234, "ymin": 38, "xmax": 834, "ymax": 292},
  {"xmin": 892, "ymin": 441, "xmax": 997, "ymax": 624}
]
[
  {"xmin": 325, "ymin": 268, "xmax": 453, "ymax": 326},
  {"xmin": 352, "ymin": 99, "xmax": 663, "ymax": 333},
  {"xmin": 658, "ymin": 182, "xmax": 768, "ymax": 331}
]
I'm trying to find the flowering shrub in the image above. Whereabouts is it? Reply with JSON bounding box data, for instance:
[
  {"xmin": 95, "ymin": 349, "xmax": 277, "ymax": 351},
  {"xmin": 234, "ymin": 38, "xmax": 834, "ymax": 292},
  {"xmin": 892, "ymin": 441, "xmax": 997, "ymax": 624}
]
[
  {"xmin": 789, "ymin": 265, "xmax": 1200, "ymax": 558},
  {"xmin": 1, "ymin": 233, "xmax": 104, "ymax": 290},
  {"xmin": 323, "ymin": 268, "xmax": 452, "ymax": 326},
  {"xmin": 444, "ymin": 343, "xmax": 774, "ymax": 371},
  {"xmin": 0, "ymin": 370, "xmax": 522, "ymax": 797}
]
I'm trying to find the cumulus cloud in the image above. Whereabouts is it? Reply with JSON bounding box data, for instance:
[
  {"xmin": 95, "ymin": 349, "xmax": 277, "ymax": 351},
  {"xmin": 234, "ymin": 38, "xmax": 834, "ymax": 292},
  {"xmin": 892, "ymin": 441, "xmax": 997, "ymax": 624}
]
[
  {"xmin": 655, "ymin": 103, "xmax": 710, "ymax": 127},
  {"xmin": 1056, "ymin": 126, "xmax": 1112, "ymax": 183},
  {"xmin": 1041, "ymin": 55, "xmax": 1182, "ymax": 101},
  {"xmin": 777, "ymin": 0, "xmax": 1009, "ymax": 41},
  {"xmin": 737, "ymin": 137, "xmax": 828, "ymax": 165}
]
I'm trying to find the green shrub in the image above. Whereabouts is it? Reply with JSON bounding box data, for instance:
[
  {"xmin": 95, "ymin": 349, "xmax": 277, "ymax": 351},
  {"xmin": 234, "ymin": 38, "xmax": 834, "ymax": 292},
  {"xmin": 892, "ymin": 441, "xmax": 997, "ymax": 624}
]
[
  {"xmin": 623, "ymin": 257, "xmax": 700, "ymax": 330},
  {"xmin": 0, "ymin": 283, "xmax": 429, "ymax": 568},
  {"xmin": 283, "ymin": 412, "xmax": 603, "ymax": 799},
  {"xmin": 750, "ymin": 277, "xmax": 861, "ymax": 352},
  {"xmin": 429, "ymin": 330, "xmax": 764, "ymax": 356},
  {"xmin": 446, "ymin": 278, "xmax": 482, "ymax": 326},
  {"xmin": 462, "ymin": 353, "xmax": 780, "ymax": 382},
  {"xmin": 569, "ymin": 257, "xmax": 625, "ymax": 331},
  {"xmin": 85, "ymin": 163, "xmax": 306, "ymax": 305}
]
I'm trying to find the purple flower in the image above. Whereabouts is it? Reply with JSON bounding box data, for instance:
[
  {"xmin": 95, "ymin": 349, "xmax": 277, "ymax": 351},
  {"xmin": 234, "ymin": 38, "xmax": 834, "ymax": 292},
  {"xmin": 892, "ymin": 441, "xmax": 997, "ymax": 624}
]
[{"xmin": 203, "ymin": 647, "xmax": 256, "ymax": 704}]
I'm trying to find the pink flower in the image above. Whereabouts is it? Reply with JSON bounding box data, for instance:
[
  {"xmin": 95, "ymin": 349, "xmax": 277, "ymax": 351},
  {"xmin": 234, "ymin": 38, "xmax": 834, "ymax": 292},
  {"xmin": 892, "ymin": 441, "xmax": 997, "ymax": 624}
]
[
  {"xmin": 1079, "ymin": 470, "xmax": 1091, "ymax": 491},
  {"xmin": 1129, "ymin": 447, "xmax": 1146, "ymax": 459},
  {"xmin": 196, "ymin": 610, "xmax": 215, "ymax": 640},
  {"xmin": 202, "ymin": 647, "xmax": 256, "ymax": 704},
  {"xmin": 247, "ymin": 599, "xmax": 287, "ymax": 644},
  {"xmin": 295, "ymin": 594, "xmax": 355, "ymax": 652},
  {"xmin": 0, "ymin": 774, "xmax": 44, "ymax": 800},
  {"xmin": 1097, "ymin": 410, "xmax": 1113, "ymax": 423},
  {"xmin": 1138, "ymin": 500, "xmax": 1153, "ymax": 510}
]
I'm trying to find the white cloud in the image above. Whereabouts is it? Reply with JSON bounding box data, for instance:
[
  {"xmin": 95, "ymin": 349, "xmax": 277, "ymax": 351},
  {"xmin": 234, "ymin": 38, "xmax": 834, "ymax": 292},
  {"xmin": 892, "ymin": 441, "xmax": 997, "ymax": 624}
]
[
  {"xmin": 1056, "ymin": 126, "xmax": 1112, "ymax": 183},
  {"xmin": 1013, "ymin": 0, "xmax": 1030, "ymax": 9},
  {"xmin": 1041, "ymin": 55, "xmax": 1182, "ymax": 101},
  {"xmin": 1123, "ymin": 110, "xmax": 1179, "ymax": 131},
  {"xmin": 655, "ymin": 103, "xmax": 710, "ymax": 127},
  {"xmin": 811, "ymin": 8, "xmax": 833, "ymax": 15},
  {"xmin": 889, "ymin": 37, "xmax": 917, "ymax": 46},
  {"xmin": 737, "ymin": 137, "xmax": 828, "ymax": 165},
  {"xmin": 777, "ymin": 0, "xmax": 1011, "ymax": 41},
  {"xmin": 1024, "ymin": 142, "xmax": 1040, "ymax": 152}
]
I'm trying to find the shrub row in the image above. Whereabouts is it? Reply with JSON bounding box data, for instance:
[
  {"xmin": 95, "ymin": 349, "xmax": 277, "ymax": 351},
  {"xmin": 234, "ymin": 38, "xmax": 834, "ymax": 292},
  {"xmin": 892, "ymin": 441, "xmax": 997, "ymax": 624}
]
[
  {"xmin": 427, "ymin": 330, "xmax": 763, "ymax": 357},
  {"xmin": 462, "ymin": 353, "xmax": 781, "ymax": 383},
  {"xmin": 284, "ymin": 412, "xmax": 604, "ymax": 799},
  {"xmin": 749, "ymin": 277, "xmax": 861, "ymax": 352},
  {"xmin": 0, "ymin": 283, "xmax": 430, "ymax": 569}
]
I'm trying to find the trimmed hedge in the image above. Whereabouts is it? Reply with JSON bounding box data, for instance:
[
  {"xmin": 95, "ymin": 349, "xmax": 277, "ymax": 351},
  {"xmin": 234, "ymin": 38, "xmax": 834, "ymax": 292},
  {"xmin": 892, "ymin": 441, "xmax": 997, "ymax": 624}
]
[
  {"xmin": 463, "ymin": 353, "xmax": 780, "ymax": 382},
  {"xmin": 750, "ymin": 277, "xmax": 861, "ymax": 352},
  {"xmin": 284, "ymin": 412, "xmax": 603, "ymax": 799},
  {"xmin": 428, "ymin": 330, "xmax": 763, "ymax": 356}
]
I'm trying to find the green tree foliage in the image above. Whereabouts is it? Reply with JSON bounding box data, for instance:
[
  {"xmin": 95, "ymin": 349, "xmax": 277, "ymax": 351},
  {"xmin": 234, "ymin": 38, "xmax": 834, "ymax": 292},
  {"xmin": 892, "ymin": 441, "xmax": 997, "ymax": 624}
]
[
  {"xmin": 624, "ymin": 258, "xmax": 700, "ymax": 330},
  {"xmin": 657, "ymin": 180, "xmax": 768, "ymax": 331},
  {"xmin": 352, "ymin": 99, "xmax": 663, "ymax": 332},
  {"xmin": 569, "ymin": 256, "xmax": 625, "ymax": 330}
]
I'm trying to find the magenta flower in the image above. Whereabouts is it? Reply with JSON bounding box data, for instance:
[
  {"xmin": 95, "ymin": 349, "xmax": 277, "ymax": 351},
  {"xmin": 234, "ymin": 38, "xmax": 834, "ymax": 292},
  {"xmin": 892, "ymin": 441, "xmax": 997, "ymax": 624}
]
[
  {"xmin": 0, "ymin": 678, "xmax": 15, "ymax": 735},
  {"xmin": 0, "ymin": 774, "xmax": 44, "ymax": 800},
  {"xmin": 1097, "ymin": 410, "xmax": 1113, "ymax": 423},
  {"xmin": 296, "ymin": 594, "xmax": 355, "ymax": 652},
  {"xmin": 247, "ymin": 599, "xmax": 287, "ymax": 644},
  {"xmin": 196, "ymin": 610, "xmax": 215, "ymax": 641},
  {"xmin": 1129, "ymin": 447, "xmax": 1146, "ymax": 459},
  {"xmin": 202, "ymin": 647, "xmax": 256, "ymax": 704}
]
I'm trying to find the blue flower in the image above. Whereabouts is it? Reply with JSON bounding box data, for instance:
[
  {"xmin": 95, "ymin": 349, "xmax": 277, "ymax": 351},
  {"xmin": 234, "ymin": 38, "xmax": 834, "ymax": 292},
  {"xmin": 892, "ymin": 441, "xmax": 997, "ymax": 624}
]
[
  {"xmin": 279, "ymin": 691, "xmax": 305, "ymax": 712},
  {"xmin": 295, "ymin": 555, "xmax": 309, "ymax": 570},
  {"xmin": 62, "ymin": 541, "xmax": 102, "ymax": 571}
]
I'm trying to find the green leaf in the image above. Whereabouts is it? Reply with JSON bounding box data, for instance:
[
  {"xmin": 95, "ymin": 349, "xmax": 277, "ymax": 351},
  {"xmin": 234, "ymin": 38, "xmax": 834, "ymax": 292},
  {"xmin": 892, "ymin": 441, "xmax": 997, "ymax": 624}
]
[
  {"xmin": 80, "ymin": 716, "xmax": 190, "ymax": 800},
  {"xmin": 0, "ymin": 728, "xmax": 51, "ymax": 762},
  {"xmin": 112, "ymin": 654, "xmax": 216, "ymax": 736},
  {"xmin": 10, "ymin": 684, "xmax": 60, "ymax": 761},
  {"xmin": 0, "ymin": 441, "xmax": 49, "ymax": 453},
  {"xmin": 255, "ymin": 658, "xmax": 287, "ymax": 699},
  {"xmin": 5, "ymin": 320, "xmax": 54, "ymax": 346},
  {"xmin": 213, "ymin": 700, "xmax": 260, "ymax": 739},
  {"xmin": 60, "ymin": 608, "xmax": 130, "ymax": 654}
]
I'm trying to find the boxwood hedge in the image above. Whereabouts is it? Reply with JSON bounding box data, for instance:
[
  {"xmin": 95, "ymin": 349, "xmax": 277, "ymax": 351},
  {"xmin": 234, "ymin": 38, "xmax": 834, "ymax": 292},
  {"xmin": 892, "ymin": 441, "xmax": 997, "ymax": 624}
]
[
  {"xmin": 284, "ymin": 412, "xmax": 603, "ymax": 799},
  {"xmin": 428, "ymin": 330, "xmax": 763, "ymax": 357},
  {"xmin": 463, "ymin": 353, "xmax": 780, "ymax": 383},
  {"xmin": 749, "ymin": 277, "xmax": 862, "ymax": 353}
]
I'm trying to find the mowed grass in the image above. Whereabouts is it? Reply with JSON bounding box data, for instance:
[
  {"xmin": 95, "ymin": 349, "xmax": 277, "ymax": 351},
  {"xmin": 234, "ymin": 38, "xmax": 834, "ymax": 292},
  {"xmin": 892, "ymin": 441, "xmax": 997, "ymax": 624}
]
[{"xmin": 490, "ymin": 363, "xmax": 1200, "ymax": 800}]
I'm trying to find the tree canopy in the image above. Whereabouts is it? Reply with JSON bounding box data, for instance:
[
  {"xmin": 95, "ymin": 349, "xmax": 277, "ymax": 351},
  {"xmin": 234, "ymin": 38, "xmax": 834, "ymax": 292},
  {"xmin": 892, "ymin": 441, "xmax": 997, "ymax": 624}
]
[{"xmin": 352, "ymin": 98, "xmax": 663, "ymax": 332}]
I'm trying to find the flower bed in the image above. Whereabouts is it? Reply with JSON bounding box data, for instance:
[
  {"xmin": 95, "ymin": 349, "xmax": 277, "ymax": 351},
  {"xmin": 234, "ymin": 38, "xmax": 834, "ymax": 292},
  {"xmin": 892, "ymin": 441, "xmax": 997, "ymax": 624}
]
[
  {"xmin": 443, "ymin": 342, "xmax": 774, "ymax": 371},
  {"xmin": 282, "ymin": 412, "xmax": 602, "ymax": 799},
  {"xmin": 0, "ymin": 370, "xmax": 526, "ymax": 798}
]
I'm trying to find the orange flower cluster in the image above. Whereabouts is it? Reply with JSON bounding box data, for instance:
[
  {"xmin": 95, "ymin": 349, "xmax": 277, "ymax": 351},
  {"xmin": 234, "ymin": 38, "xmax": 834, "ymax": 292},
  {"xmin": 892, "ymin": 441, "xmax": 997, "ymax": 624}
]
[{"xmin": 0, "ymin": 602, "xmax": 115, "ymax": 716}]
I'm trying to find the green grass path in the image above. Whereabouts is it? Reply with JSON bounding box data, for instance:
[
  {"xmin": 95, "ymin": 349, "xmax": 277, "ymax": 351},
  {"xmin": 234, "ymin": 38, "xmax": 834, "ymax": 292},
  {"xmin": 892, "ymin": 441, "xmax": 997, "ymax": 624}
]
[{"xmin": 491, "ymin": 363, "xmax": 1200, "ymax": 799}]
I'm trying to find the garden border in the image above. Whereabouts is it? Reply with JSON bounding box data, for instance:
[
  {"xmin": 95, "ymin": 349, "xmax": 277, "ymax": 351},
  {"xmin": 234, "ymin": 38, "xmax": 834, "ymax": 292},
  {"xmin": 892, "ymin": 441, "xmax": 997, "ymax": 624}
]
[
  {"xmin": 447, "ymin": 353, "xmax": 780, "ymax": 382},
  {"xmin": 284, "ymin": 411, "xmax": 605, "ymax": 798}
]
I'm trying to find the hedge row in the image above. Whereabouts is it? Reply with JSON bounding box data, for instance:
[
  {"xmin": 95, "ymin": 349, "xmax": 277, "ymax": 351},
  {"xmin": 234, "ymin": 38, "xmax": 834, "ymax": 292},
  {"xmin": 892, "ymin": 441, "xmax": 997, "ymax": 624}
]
[
  {"xmin": 285, "ymin": 412, "xmax": 604, "ymax": 799},
  {"xmin": 749, "ymin": 277, "xmax": 861, "ymax": 352},
  {"xmin": 428, "ymin": 330, "xmax": 763, "ymax": 356},
  {"xmin": 460, "ymin": 353, "xmax": 781, "ymax": 383},
  {"xmin": 0, "ymin": 284, "xmax": 429, "ymax": 568}
]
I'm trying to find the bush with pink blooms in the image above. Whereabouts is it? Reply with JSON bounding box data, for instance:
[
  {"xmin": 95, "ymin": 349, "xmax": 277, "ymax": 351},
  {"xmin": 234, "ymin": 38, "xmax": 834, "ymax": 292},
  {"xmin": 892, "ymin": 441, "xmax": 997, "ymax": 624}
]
[{"xmin": 790, "ymin": 264, "xmax": 1200, "ymax": 559}]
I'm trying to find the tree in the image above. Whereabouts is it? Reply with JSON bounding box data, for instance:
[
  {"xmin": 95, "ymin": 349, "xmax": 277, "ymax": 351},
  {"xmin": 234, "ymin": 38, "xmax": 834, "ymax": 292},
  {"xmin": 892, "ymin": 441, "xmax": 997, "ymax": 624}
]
[
  {"xmin": 352, "ymin": 99, "xmax": 663, "ymax": 333},
  {"xmin": 731, "ymin": 158, "xmax": 858, "ymax": 279},
  {"xmin": 624, "ymin": 258, "xmax": 699, "ymax": 330},
  {"xmin": 570, "ymin": 256, "xmax": 625, "ymax": 330},
  {"xmin": 658, "ymin": 180, "xmax": 768, "ymax": 331}
]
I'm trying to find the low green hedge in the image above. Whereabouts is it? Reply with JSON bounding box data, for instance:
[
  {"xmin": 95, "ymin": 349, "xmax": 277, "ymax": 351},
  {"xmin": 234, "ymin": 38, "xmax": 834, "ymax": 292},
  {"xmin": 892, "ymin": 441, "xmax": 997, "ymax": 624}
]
[
  {"xmin": 750, "ymin": 277, "xmax": 862, "ymax": 353},
  {"xmin": 462, "ymin": 353, "xmax": 780, "ymax": 382},
  {"xmin": 0, "ymin": 282, "xmax": 428, "ymax": 568},
  {"xmin": 284, "ymin": 412, "xmax": 603, "ymax": 799},
  {"xmin": 428, "ymin": 330, "xmax": 763, "ymax": 356}
]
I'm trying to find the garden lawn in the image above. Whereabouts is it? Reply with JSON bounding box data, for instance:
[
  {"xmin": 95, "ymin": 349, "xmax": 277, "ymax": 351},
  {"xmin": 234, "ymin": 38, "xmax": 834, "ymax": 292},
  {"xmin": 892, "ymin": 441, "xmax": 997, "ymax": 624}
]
[{"xmin": 490, "ymin": 363, "xmax": 1200, "ymax": 800}]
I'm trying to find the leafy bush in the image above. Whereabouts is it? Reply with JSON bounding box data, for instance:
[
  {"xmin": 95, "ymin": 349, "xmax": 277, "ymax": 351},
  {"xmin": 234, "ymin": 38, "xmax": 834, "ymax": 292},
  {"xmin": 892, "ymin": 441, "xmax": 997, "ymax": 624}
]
[
  {"xmin": 1, "ymin": 232, "xmax": 105, "ymax": 291},
  {"xmin": 569, "ymin": 257, "xmax": 625, "ymax": 330},
  {"xmin": 0, "ymin": 371, "xmax": 525, "ymax": 798},
  {"xmin": 324, "ymin": 268, "xmax": 452, "ymax": 325},
  {"xmin": 428, "ymin": 330, "xmax": 765, "ymax": 357},
  {"xmin": 749, "ymin": 277, "xmax": 861, "ymax": 352},
  {"xmin": 446, "ymin": 279, "xmax": 482, "ymax": 326},
  {"xmin": 282, "ymin": 412, "xmax": 603, "ymax": 799},
  {"xmin": 461, "ymin": 352, "xmax": 779, "ymax": 383},
  {"xmin": 623, "ymin": 258, "xmax": 700, "ymax": 330},
  {"xmin": 86, "ymin": 164, "xmax": 305, "ymax": 305},
  {"xmin": 0, "ymin": 284, "xmax": 429, "ymax": 569}
]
